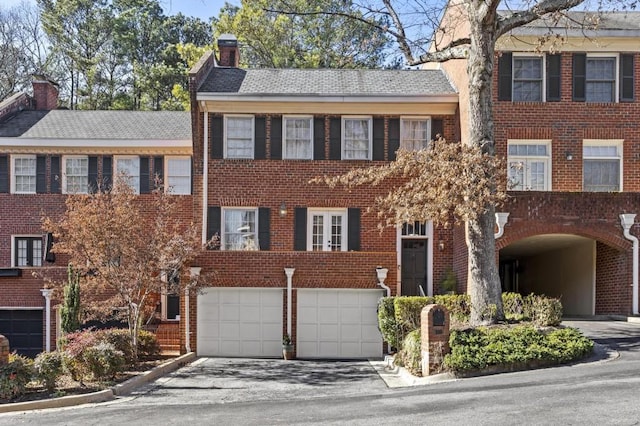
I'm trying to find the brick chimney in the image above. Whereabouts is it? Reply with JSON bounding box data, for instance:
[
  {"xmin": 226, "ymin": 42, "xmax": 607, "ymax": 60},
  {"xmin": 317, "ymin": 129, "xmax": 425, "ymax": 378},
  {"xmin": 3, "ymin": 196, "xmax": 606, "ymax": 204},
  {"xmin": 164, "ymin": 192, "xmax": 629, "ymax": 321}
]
[
  {"xmin": 32, "ymin": 75, "xmax": 59, "ymax": 110},
  {"xmin": 218, "ymin": 34, "xmax": 239, "ymax": 67}
]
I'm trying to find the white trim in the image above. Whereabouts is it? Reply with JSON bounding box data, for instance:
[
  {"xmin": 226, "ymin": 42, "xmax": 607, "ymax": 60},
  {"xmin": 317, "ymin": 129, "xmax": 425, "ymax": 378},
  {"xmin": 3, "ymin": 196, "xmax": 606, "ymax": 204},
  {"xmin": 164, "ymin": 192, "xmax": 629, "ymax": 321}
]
[
  {"xmin": 507, "ymin": 139, "xmax": 552, "ymax": 191},
  {"xmin": 197, "ymin": 94, "xmax": 459, "ymax": 103},
  {"xmin": 400, "ymin": 116, "xmax": 431, "ymax": 150},
  {"xmin": 11, "ymin": 234, "xmax": 44, "ymax": 268},
  {"xmin": 341, "ymin": 116, "xmax": 372, "ymax": 160},
  {"xmin": 224, "ymin": 114, "xmax": 255, "ymax": 159},
  {"xmin": 114, "ymin": 155, "xmax": 141, "ymax": 194},
  {"xmin": 585, "ymin": 53, "xmax": 620, "ymax": 103},
  {"xmin": 221, "ymin": 207, "xmax": 259, "ymax": 251},
  {"xmin": 396, "ymin": 221, "xmax": 434, "ymax": 296},
  {"xmin": 282, "ymin": 115, "xmax": 314, "ymax": 160},
  {"xmin": 10, "ymin": 154, "xmax": 36, "ymax": 194},
  {"xmin": 164, "ymin": 155, "xmax": 191, "ymax": 195},
  {"xmin": 582, "ymin": 139, "xmax": 624, "ymax": 192},
  {"xmin": 511, "ymin": 53, "xmax": 546, "ymax": 102},
  {"xmin": 61, "ymin": 154, "xmax": 89, "ymax": 194},
  {"xmin": 307, "ymin": 208, "xmax": 348, "ymax": 252}
]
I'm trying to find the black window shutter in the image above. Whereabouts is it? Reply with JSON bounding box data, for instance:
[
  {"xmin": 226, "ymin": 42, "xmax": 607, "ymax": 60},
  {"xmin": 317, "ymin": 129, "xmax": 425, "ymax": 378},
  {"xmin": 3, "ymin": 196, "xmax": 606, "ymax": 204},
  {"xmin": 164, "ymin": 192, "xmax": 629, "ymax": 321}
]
[
  {"xmin": 294, "ymin": 207, "xmax": 307, "ymax": 251},
  {"xmin": 207, "ymin": 206, "xmax": 221, "ymax": 247},
  {"xmin": 258, "ymin": 207, "xmax": 271, "ymax": 250},
  {"xmin": 572, "ymin": 53, "xmax": 586, "ymax": 102},
  {"xmin": 347, "ymin": 208, "xmax": 361, "ymax": 251},
  {"xmin": 313, "ymin": 117, "xmax": 325, "ymax": 160},
  {"xmin": 431, "ymin": 118, "xmax": 444, "ymax": 141},
  {"xmin": 36, "ymin": 155, "xmax": 46, "ymax": 194},
  {"xmin": 140, "ymin": 156, "xmax": 150, "ymax": 194},
  {"xmin": 88, "ymin": 156, "xmax": 98, "ymax": 193},
  {"xmin": 498, "ymin": 52, "xmax": 513, "ymax": 101},
  {"xmin": 0, "ymin": 155, "xmax": 8, "ymax": 193},
  {"xmin": 546, "ymin": 54, "xmax": 562, "ymax": 102},
  {"xmin": 102, "ymin": 156, "xmax": 112, "ymax": 191},
  {"xmin": 388, "ymin": 119, "xmax": 400, "ymax": 161},
  {"xmin": 372, "ymin": 118, "xmax": 385, "ymax": 161},
  {"xmin": 44, "ymin": 232, "xmax": 55, "ymax": 263},
  {"xmin": 621, "ymin": 54, "xmax": 635, "ymax": 102},
  {"xmin": 329, "ymin": 118, "xmax": 341, "ymax": 160},
  {"xmin": 255, "ymin": 117, "xmax": 266, "ymax": 159},
  {"xmin": 211, "ymin": 116, "xmax": 223, "ymax": 159},
  {"xmin": 50, "ymin": 156, "xmax": 60, "ymax": 193},
  {"xmin": 271, "ymin": 117, "xmax": 282, "ymax": 159},
  {"xmin": 153, "ymin": 156, "xmax": 164, "ymax": 187}
]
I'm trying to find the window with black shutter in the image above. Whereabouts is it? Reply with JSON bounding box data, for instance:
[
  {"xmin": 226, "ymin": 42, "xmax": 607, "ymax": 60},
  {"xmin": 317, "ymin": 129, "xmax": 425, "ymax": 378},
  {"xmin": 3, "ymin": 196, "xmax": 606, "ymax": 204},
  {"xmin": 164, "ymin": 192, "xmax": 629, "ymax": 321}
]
[
  {"xmin": 88, "ymin": 156, "xmax": 99, "ymax": 193},
  {"xmin": 102, "ymin": 156, "xmax": 112, "ymax": 190},
  {"xmin": 258, "ymin": 207, "xmax": 271, "ymax": 250},
  {"xmin": 372, "ymin": 118, "xmax": 385, "ymax": 161},
  {"xmin": 255, "ymin": 117, "xmax": 266, "ymax": 159},
  {"xmin": 271, "ymin": 116, "xmax": 283, "ymax": 159},
  {"xmin": 329, "ymin": 118, "xmax": 341, "ymax": 160},
  {"xmin": 572, "ymin": 53, "xmax": 587, "ymax": 102},
  {"xmin": 294, "ymin": 207, "xmax": 307, "ymax": 251},
  {"xmin": 36, "ymin": 155, "xmax": 46, "ymax": 194},
  {"xmin": 620, "ymin": 54, "xmax": 635, "ymax": 102},
  {"xmin": 153, "ymin": 156, "xmax": 164, "ymax": 188},
  {"xmin": 546, "ymin": 54, "xmax": 562, "ymax": 102},
  {"xmin": 210, "ymin": 116, "xmax": 224, "ymax": 159},
  {"xmin": 388, "ymin": 119, "xmax": 400, "ymax": 161},
  {"xmin": 313, "ymin": 117, "xmax": 326, "ymax": 160},
  {"xmin": 140, "ymin": 156, "xmax": 151, "ymax": 194},
  {"xmin": 498, "ymin": 52, "xmax": 513, "ymax": 101},
  {"xmin": 50, "ymin": 156, "xmax": 61, "ymax": 193},
  {"xmin": 0, "ymin": 155, "xmax": 7, "ymax": 193},
  {"xmin": 207, "ymin": 206, "xmax": 221, "ymax": 249},
  {"xmin": 347, "ymin": 208, "xmax": 361, "ymax": 251}
]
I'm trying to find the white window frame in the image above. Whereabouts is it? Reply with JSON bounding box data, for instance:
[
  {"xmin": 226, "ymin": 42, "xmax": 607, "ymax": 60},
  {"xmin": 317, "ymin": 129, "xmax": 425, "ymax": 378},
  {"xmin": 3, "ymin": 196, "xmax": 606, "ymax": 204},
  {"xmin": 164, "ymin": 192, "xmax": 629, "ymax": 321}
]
[
  {"xmin": 62, "ymin": 155, "xmax": 89, "ymax": 194},
  {"xmin": 11, "ymin": 154, "xmax": 37, "ymax": 194},
  {"xmin": 585, "ymin": 53, "xmax": 619, "ymax": 103},
  {"xmin": 512, "ymin": 53, "xmax": 546, "ymax": 102},
  {"xmin": 221, "ymin": 207, "xmax": 258, "ymax": 251},
  {"xmin": 165, "ymin": 156, "xmax": 191, "ymax": 195},
  {"xmin": 224, "ymin": 114, "xmax": 255, "ymax": 159},
  {"xmin": 400, "ymin": 116, "xmax": 431, "ymax": 150},
  {"xmin": 114, "ymin": 155, "xmax": 141, "ymax": 194},
  {"xmin": 283, "ymin": 115, "xmax": 313, "ymax": 160},
  {"xmin": 341, "ymin": 116, "xmax": 372, "ymax": 160},
  {"xmin": 583, "ymin": 139, "xmax": 623, "ymax": 192},
  {"xmin": 307, "ymin": 209, "xmax": 348, "ymax": 252},
  {"xmin": 11, "ymin": 235, "xmax": 43, "ymax": 267},
  {"xmin": 507, "ymin": 140, "xmax": 552, "ymax": 191}
]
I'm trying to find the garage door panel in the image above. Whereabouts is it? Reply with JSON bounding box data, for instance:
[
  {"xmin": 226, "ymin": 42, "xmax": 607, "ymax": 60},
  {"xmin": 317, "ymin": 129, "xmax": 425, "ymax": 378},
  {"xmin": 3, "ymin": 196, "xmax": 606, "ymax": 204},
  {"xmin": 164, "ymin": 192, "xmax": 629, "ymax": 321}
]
[
  {"xmin": 298, "ymin": 307, "xmax": 318, "ymax": 323},
  {"xmin": 0, "ymin": 309, "xmax": 44, "ymax": 358},
  {"xmin": 298, "ymin": 324, "xmax": 318, "ymax": 339},
  {"xmin": 197, "ymin": 288, "xmax": 283, "ymax": 357},
  {"xmin": 319, "ymin": 324, "xmax": 338, "ymax": 339},
  {"xmin": 338, "ymin": 292, "xmax": 360, "ymax": 305},
  {"xmin": 317, "ymin": 292, "xmax": 338, "ymax": 305},
  {"xmin": 318, "ymin": 308, "xmax": 338, "ymax": 323},
  {"xmin": 340, "ymin": 308, "xmax": 360, "ymax": 324},
  {"xmin": 319, "ymin": 342, "xmax": 339, "ymax": 357},
  {"xmin": 340, "ymin": 324, "xmax": 361, "ymax": 340}
]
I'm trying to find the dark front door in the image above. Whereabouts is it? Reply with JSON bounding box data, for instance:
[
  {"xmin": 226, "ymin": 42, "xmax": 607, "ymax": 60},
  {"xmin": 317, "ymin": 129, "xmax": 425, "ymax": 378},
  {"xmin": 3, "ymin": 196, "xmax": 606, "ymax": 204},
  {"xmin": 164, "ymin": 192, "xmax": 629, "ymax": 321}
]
[
  {"xmin": 401, "ymin": 239, "xmax": 428, "ymax": 296},
  {"xmin": 0, "ymin": 309, "xmax": 43, "ymax": 358},
  {"xmin": 167, "ymin": 294, "xmax": 180, "ymax": 320}
]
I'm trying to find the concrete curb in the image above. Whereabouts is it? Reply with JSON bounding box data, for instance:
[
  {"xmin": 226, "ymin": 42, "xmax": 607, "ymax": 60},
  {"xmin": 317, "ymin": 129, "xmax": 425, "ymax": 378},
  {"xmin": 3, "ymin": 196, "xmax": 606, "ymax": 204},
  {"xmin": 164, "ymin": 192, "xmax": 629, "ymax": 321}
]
[{"xmin": 0, "ymin": 352, "xmax": 196, "ymax": 414}]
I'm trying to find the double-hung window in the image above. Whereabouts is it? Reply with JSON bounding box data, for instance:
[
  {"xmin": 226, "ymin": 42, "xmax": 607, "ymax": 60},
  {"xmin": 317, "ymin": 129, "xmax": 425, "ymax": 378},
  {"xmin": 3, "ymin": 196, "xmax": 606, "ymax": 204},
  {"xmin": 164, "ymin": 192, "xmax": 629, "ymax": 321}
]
[
  {"xmin": 165, "ymin": 157, "xmax": 191, "ymax": 195},
  {"xmin": 583, "ymin": 140, "xmax": 623, "ymax": 192},
  {"xmin": 222, "ymin": 208, "xmax": 257, "ymax": 250},
  {"xmin": 283, "ymin": 116, "xmax": 313, "ymax": 159},
  {"xmin": 12, "ymin": 155, "xmax": 36, "ymax": 194},
  {"xmin": 400, "ymin": 118, "xmax": 430, "ymax": 150},
  {"xmin": 115, "ymin": 156, "xmax": 140, "ymax": 193},
  {"xmin": 342, "ymin": 117, "xmax": 372, "ymax": 160},
  {"xmin": 63, "ymin": 155, "xmax": 89, "ymax": 194},
  {"xmin": 225, "ymin": 115, "xmax": 254, "ymax": 159},
  {"xmin": 308, "ymin": 209, "xmax": 347, "ymax": 251},
  {"xmin": 513, "ymin": 56, "xmax": 543, "ymax": 102},
  {"xmin": 586, "ymin": 56, "xmax": 616, "ymax": 102},
  {"xmin": 14, "ymin": 236, "xmax": 42, "ymax": 267},
  {"xmin": 507, "ymin": 141, "xmax": 551, "ymax": 191}
]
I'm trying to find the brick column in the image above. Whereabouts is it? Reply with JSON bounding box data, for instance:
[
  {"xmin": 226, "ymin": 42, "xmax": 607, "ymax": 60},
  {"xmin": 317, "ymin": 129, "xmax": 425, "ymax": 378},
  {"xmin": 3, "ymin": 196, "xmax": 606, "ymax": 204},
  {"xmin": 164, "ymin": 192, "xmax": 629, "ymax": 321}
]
[
  {"xmin": 421, "ymin": 304, "xmax": 450, "ymax": 376},
  {"xmin": 0, "ymin": 335, "xmax": 9, "ymax": 365}
]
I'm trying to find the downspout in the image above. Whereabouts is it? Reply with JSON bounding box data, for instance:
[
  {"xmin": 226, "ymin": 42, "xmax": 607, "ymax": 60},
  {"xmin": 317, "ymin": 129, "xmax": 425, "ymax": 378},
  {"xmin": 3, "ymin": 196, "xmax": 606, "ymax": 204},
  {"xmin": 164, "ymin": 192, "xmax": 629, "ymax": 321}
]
[
  {"xmin": 620, "ymin": 214, "xmax": 639, "ymax": 315},
  {"xmin": 494, "ymin": 212, "xmax": 510, "ymax": 239},
  {"xmin": 376, "ymin": 267, "xmax": 391, "ymax": 297},
  {"xmin": 284, "ymin": 268, "xmax": 295, "ymax": 337},
  {"xmin": 40, "ymin": 289, "xmax": 53, "ymax": 352},
  {"xmin": 202, "ymin": 111, "xmax": 209, "ymax": 245},
  {"xmin": 186, "ymin": 267, "xmax": 201, "ymax": 353}
]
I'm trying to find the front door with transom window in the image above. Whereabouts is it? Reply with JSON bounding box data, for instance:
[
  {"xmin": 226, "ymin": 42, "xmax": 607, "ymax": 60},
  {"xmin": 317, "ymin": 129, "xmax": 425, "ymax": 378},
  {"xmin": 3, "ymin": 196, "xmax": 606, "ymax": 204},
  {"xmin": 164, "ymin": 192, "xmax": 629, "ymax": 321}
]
[{"xmin": 401, "ymin": 239, "xmax": 428, "ymax": 296}]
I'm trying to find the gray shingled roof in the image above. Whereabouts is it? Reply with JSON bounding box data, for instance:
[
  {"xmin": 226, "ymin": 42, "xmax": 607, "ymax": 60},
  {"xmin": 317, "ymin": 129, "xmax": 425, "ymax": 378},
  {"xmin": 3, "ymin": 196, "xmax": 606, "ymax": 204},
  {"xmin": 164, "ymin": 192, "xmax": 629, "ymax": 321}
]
[
  {"xmin": 503, "ymin": 11, "xmax": 640, "ymax": 34},
  {"xmin": 0, "ymin": 110, "xmax": 191, "ymax": 139},
  {"xmin": 198, "ymin": 68, "xmax": 456, "ymax": 96}
]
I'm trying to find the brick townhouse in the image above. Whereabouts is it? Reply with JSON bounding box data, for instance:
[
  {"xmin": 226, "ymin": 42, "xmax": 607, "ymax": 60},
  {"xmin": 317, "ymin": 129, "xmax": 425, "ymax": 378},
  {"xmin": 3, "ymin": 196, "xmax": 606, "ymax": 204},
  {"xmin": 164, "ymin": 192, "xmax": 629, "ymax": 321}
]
[
  {"xmin": 437, "ymin": 10, "xmax": 640, "ymax": 317},
  {"xmin": 0, "ymin": 78, "xmax": 193, "ymax": 356}
]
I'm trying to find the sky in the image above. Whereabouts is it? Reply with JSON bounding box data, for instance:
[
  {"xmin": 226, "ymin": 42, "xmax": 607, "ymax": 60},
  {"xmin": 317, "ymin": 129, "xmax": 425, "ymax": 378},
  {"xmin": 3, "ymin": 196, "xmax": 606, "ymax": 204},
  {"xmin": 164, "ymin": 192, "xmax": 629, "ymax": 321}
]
[{"xmin": 1, "ymin": 0, "xmax": 239, "ymax": 20}]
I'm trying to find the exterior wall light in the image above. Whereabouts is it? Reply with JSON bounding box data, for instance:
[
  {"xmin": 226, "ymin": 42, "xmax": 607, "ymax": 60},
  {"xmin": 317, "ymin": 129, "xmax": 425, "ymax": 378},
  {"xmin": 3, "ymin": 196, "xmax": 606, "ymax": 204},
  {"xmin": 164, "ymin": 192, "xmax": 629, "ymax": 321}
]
[{"xmin": 279, "ymin": 202, "xmax": 287, "ymax": 217}]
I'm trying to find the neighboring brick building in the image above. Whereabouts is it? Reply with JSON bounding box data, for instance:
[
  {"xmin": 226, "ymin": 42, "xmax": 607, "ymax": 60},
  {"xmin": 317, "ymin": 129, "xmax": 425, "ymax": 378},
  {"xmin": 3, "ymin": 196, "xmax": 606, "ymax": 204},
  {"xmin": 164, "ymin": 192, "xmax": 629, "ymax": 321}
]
[
  {"xmin": 0, "ymin": 80, "xmax": 193, "ymax": 356},
  {"xmin": 438, "ymin": 11, "xmax": 640, "ymax": 317}
]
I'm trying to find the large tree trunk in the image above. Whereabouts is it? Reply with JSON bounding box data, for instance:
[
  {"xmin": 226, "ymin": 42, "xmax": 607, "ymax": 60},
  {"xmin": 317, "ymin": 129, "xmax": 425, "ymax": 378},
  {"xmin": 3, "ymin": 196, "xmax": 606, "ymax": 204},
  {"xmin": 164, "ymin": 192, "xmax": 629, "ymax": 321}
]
[{"xmin": 465, "ymin": 3, "xmax": 503, "ymax": 325}]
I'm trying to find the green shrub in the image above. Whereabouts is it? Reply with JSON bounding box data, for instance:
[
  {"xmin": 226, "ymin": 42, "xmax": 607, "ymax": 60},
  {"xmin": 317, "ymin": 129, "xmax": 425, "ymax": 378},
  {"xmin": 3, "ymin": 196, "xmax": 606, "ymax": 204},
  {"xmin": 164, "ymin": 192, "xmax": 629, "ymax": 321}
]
[
  {"xmin": 502, "ymin": 292, "xmax": 525, "ymax": 321},
  {"xmin": 444, "ymin": 325, "xmax": 593, "ymax": 374},
  {"xmin": 394, "ymin": 296, "xmax": 434, "ymax": 339},
  {"xmin": 434, "ymin": 294, "xmax": 471, "ymax": 322},
  {"xmin": 377, "ymin": 298, "xmax": 400, "ymax": 350},
  {"xmin": 137, "ymin": 330, "xmax": 161, "ymax": 360},
  {"xmin": 400, "ymin": 329, "xmax": 422, "ymax": 376},
  {"xmin": 82, "ymin": 342, "xmax": 125, "ymax": 381},
  {"xmin": 34, "ymin": 351, "xmax": 65, "ymax": 392},
  {"xmin": 524, "ymin": 294, "xmax": 563, "ymax": 326},
  {"xmin": 100, "ymin": 329, "xmax": 135, "ymax": 364},
  {"xmin": 0, "ymin": 353, "xmax": 34, "ymax": 400}
]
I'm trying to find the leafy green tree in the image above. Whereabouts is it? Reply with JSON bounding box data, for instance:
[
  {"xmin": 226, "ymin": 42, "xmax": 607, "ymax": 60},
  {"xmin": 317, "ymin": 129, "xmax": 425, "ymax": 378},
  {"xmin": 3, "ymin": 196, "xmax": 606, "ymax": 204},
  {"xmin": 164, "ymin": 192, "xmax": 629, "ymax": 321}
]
[
  {"xmin": 214, "ymin": 0, "xmax": 392, "ymax": 68},
  {"xmin": 60, "ymin": 264, "xmax": 81, "ymax": 334}
]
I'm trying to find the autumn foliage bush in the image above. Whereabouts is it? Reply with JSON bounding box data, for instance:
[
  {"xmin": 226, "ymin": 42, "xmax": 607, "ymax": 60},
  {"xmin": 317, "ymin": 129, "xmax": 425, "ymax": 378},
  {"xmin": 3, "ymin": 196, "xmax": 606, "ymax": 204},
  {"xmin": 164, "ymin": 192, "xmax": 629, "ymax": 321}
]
[{"xmin": 0, "ymin": 353, "xmax": 34, "ymax": 400}]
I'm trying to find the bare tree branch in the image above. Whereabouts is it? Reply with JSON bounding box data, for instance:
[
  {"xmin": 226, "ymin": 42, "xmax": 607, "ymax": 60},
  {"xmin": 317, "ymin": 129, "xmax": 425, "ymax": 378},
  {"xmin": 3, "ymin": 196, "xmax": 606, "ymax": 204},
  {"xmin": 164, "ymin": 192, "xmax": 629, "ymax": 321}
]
[
  {"xmin": 410, "ymin": 44, "xmax": 469, "ymax": 65},
  {"xmin": 381, "ymin": 0, "xmax": 415, "ymax": 64},
  {"xmin": 496, "ymin": 0, "xmax": 587, "ymax": 37}
]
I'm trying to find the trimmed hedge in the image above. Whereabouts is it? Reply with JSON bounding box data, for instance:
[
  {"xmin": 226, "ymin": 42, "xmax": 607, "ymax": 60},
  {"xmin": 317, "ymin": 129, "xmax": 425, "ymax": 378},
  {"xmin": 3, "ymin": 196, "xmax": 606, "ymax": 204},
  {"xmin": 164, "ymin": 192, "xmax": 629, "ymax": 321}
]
[{"xmin": 444, "ymin": 326, "xmax": 593, "ymax": 374}]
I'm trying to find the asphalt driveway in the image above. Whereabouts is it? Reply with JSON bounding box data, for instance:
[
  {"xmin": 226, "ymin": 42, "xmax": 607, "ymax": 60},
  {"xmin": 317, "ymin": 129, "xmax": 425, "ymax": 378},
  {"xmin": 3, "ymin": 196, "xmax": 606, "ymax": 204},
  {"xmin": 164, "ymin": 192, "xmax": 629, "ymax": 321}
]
[{"xmin": 127, "ymin": 357, "xmax": 388, "ymax": 405}]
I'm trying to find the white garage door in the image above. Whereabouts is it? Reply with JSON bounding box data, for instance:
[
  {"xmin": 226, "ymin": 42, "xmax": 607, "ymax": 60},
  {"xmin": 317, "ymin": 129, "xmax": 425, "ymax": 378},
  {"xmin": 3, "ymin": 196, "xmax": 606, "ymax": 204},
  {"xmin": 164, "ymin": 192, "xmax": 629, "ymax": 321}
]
[
  {"xmin": 297, "ymin": 289, "xmax": 383, "ymax": 359},
  {"xmin": 197, "ymin": 288, "xmax": 283, "ymax": 357}
]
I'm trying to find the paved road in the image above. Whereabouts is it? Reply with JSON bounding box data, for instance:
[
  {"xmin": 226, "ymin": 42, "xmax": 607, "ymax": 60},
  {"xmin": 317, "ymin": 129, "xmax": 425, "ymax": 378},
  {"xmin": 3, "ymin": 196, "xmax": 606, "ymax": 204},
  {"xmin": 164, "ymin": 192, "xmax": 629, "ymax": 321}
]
[{"xmin": 2, "ymin": 320, "xmax": 640, "ymax": 425}]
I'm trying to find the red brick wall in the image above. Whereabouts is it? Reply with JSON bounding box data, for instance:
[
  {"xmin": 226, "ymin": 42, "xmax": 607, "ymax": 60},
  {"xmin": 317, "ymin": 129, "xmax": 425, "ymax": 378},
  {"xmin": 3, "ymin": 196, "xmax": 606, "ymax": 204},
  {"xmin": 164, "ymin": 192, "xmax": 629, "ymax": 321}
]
[
  {"xmin": 595, "ymin": 242, "xmax": 633, "ymax": 314},
  {"xmin": 32, "ymin": 80, "xmax": 58, "ymax": 111}
]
